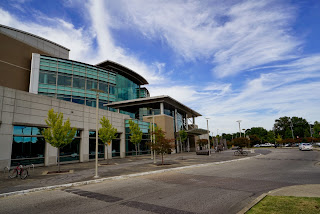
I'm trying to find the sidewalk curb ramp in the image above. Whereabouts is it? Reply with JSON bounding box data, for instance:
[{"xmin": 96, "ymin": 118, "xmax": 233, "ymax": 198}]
[{"xmin": 0, "ymin": 155, "xmax": 257, "ymax": 198}]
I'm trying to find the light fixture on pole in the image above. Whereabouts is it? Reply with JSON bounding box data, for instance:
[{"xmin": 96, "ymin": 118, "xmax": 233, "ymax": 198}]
[
  {"xmin": 91, "ymin": 88, "xmax": 104, "ymax": 179},
  {"xmin": 205, "ymin": 118, "xmax": 211, "ymax": 156},
  {"xmin": 309, "ymin": 121, "xmax": 313, "ymax": 142},
  {"xmin": 236, "ymin": 120, "xmax": 242, "ymax": 137}
]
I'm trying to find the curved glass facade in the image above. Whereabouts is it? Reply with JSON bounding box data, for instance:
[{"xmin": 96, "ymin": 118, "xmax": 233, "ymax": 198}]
[{"xmin": 36, "ymin": 55, "xmax": 146, "ymax": 111}]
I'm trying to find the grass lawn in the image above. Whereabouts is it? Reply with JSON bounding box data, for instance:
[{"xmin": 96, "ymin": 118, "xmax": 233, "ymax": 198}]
[{"xmin": 246, "ymin": 195, "xmax": 320, "ymax": 214}]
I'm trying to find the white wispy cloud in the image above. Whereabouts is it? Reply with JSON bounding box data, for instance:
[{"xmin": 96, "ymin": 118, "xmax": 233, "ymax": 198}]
[
  {"xmin": 105, "ymin": 0, "xmax": 301, "ymax": 77},
  {"xmin": 0, "ymin": 3, "xmax": 165, "ymax": 84}
]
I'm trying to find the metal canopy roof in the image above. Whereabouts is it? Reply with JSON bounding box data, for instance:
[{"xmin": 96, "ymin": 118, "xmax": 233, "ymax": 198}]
[
  {"xmin": 106, "ymin": 95, "xmax": 202, "ymax": 118},
  {"xmin": 186, "ymin": 128, "xmax": 208, "ymax": 135},
  {"xmin": 96, "ymin": 60, "xmax": 149, "ymax": 85}
]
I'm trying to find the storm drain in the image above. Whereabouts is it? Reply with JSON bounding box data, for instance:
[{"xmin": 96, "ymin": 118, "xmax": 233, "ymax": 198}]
[
  {"xmin": 64, "ymin": 189, "xmax": 195, "ymax": 214},
  {"xmin": 121, "ymin": 201, "xmax": 196, "ymax": 214},
  {"xmin": 64, "ymin": 189, "xmax": 122, "ymax": 203}
]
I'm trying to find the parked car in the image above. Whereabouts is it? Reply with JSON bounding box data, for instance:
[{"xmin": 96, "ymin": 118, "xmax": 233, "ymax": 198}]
[
  {"xmin": 260, "ymin": 143, "xmax": 274, "ymax": 147},
  {"xmin": 299, "ymin": 143, "xmax": 313, "ymax": 151},
  {"xmin": 253, "ymin": 144, "xmax": 260, "ymax": 147}
]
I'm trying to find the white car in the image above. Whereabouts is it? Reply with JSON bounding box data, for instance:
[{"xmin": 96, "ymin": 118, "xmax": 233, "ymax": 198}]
[{"xmin": 299, "ymin": 143, "xmax": 313, "ymax": 151}]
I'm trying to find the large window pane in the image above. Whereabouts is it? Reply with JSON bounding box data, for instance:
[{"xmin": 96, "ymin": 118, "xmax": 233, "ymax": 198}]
[
  {"xmin": 109, "ymin": 85, "xmax": 115, "ymax": 94},
  {"xmin": 57, "ymin": 74, "xmax": 72, "ymax": 87},
  {"xmin": 89, "ymin": 139, "xmax": 105, "ymax": 159},
  {"xmin": 87, "ymin": 79, "xmax": 97, "ymax": 90},
  {"xmin": 86, "ymin": 98, "xmax": 96, "ymax": 107},
  {"xmin": 13, "ymin": 126, "xmax": 32, "ymax": 135},
  {"xmin": 39, "ymin": 72, "xmax": 56, "ymax": 85},
  {"xmin": 99, "ymin": 82, "xmax": 108, "ymax": 93},
  {"xmin": 57, "ymin": 94, "xmax": 71, "ymax": 102},
  {"xmin": 73, "ymin": 76, "xmax": 85, "ymax": 89},
  {"xmin": 11, "ymin": 136, "xmax": 45, "ymax": 165},
  {"xmin": 60, "ymin": 138, "xmax": 80, "ymax": 162},
  {"xmin": 72, "ymin": 96, "xmax": 85, "ymax": 105}
]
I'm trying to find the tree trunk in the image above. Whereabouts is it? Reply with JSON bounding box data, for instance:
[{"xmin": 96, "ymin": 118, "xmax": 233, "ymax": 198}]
[
  {"xmin": 135, "ymin": 144, "xmax": 138, "ymax": 158},
  {"xmin": 106, "ymin": 143, "xmax": 109, "ymax": 165},
  {"xmin": 161, "ymin": 153, "xmax": 164, "ymax": 165},
  {"xmin": 57, "ymin": 148, "xmax": 60, "ymax": 172}
]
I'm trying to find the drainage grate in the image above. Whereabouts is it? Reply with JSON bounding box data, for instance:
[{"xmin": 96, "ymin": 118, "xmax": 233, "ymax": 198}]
[
  {"xmin": 121, "ymin": 201, "xmax": 196, "ymax": 214},
  {"xmin": 64, "ymin": 189, "xmax": 122, "ymax": 203}
]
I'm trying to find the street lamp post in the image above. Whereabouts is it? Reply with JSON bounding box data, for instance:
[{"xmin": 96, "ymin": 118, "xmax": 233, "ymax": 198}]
[
  {"xmin": 309, "ymin": 121, "xmax": 313, "ymax": 142},
  {"xmin": 290, "ymin": 119, "xmax": 294, "ymax": 139},
  {"xmin": 206, "ymin": 118, "xmax": 211, "ymax": 156},
  {"xmin": 91, "ymin": 89, "xmax": 104, "ymax": 179},
  {"xmin": 236, "ymin": 120, "xmax": 242, "ymax": 137}
]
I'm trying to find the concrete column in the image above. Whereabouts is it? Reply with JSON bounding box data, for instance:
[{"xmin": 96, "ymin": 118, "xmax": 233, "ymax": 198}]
[
  {"xmin": 160, "ymin": 102, "xmax": 164, "ymax": 115},
  {"xmin": 0, "ymin": 87, "xmax": 15, "ymax": 168},
  {"xmin": 192, "ymin": 116, "xmax": 195, "ymax": 125},
  {"xmin": 117, "ymin": 109, "xmax": 120, "ymax": 113},
  {"xmin": 120, "ymin": 133, "xmax": 126, "ymax": 158},
  {"xmin": 44, "ymin": 142, "xmax": 57, "ymax": 166},
  {"xmin": 80, "ymin": 129, "xmax": 89, "ymax": 162}
]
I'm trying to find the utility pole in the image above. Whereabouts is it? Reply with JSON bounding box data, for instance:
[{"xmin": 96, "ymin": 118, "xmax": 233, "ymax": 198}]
[
  {"xmin": 236, "ymin": 120, "xmax": 242, "ymax": 137},
  {"xmin": 206, "ymin": 118, "xmax": 211, "ymax": 156},
  {"xmin": 91, "ymin": 88, "xmax": 105, "ymax": 179},
  {"xmin": 309, "ymin": 121, "xmax": 313, "ymax": 142},
  {"xmin": 290, "ymin": 119, "xmax": 294, "ymax": 139}
]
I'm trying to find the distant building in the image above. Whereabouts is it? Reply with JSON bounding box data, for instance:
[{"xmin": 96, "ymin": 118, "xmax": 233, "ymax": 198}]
[{"xmin": 0, "ymin": 25, "xmax": 206, "ymax": 168}]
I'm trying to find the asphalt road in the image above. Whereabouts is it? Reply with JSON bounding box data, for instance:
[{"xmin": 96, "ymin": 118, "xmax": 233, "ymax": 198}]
[{"xmin": 0, "ymin": 149, "xmax": 319, "ymax": 214}]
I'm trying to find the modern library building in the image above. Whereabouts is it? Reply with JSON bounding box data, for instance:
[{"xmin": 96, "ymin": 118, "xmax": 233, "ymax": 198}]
[{"xmin": 0, "ymin": 25, "xmax": 207, "ymax": 169}]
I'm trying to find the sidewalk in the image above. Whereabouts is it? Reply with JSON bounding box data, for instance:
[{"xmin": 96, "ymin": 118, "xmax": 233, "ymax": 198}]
[{"xmin": 0, "ymin": 150, "xmax": 253, "ymax": 195}]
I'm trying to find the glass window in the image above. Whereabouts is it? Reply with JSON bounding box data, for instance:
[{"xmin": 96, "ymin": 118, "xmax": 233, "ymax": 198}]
[
  {"xmin": 109, "ymin": 85, "xmax": 115, "ymax": 95},
  {"xmin": 73, "ymin": 77, "xmax": 85, "ymax": 89},
  {"xmin": 39, "ymin": 72, "xmax": 56, "ymax": 85},
  {"xmin": 59, "ymin": 138, "xmax": 80, "ymax": 162},
  {"xmin": 11, "ymin": 125, "xmax": 46, "ymax": 166},
  {"xmin": 99, "ymin": 101, "xmax": 108, "ymax": 110},
  {"xmin": 72, "ymin": 96, "xmax": 85, "ymax": 105},
  {"xmin": 89, "ymin": 139, "xmax": 105, "ymax": 159},
  {"xmin": 57, "ymin": 94, "xmax": 71, "ymax": 102},
  {"xmin": 57, "ymin": 74, "xmax": 72, "ymax": 87},
  {"xmin": 86, "ymin": 98, "xmax": 96, "ymax": 107},
  {"xmin": 32, "ymin": 127, "xmax": 44, "ymax": 135},
  {"xmin": 87, "ymin": 79, "xmax": 97, "ymax": 90},
  {"xmin": 99, "ymin": 82, "xmax": 108, "ymax": 93},
  {"xmin": 13, "ymin": 126, "xmax": 32, "ymax": 135}
]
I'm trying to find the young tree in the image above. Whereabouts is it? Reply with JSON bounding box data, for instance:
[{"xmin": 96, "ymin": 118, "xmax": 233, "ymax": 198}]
[
  {"xmin": 197, "ymin": 139, "xmax": 208, "ymax": 150},
  {"xmin": 42, "ymin": 109, "xmax": 76, "ymax": 172},
  {"xmin": 179, "ymin": 130, "xmax": 188, "ymax": 152},
  {"xmin": 233, "ymin": 137, "xmax": 250, "ymax": 148},
  {"xmin": 99, "ymin": 116, "xmax": 117, "ymax": 164},
  {"xmin": 128, "ymin": 120, "xmax": 143, "ymax": 157},
  {"xmin": 153, "ymin": 128, "xmax": 174, "ymax": 165},
  {"xmin": 276, "ymin": 134, "xmax": 283, "ymax": 145},
  {"xmin": 313, "ymin": 121, "xmax": 320, "ymax": 138}
]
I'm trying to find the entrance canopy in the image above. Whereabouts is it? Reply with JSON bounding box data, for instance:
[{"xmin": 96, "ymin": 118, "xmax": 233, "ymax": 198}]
[{"xmin": 186, "ymin": 128, "xmax": 208, "ymax": 135}]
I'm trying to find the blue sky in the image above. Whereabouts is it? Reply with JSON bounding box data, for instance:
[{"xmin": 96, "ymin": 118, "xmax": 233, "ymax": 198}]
[{"xmin": 1, "ymin": 0, "xmax": 319, "ymax": 134}]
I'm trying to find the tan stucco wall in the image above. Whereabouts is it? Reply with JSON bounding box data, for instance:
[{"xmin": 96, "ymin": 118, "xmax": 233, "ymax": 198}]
[
  {"xmin": 143, "ymin": 114, "xmax": 175, "ymax": 140},
  {"xmin": 0, "ymin": 33, "xmax": 48, "ymax": 92}
]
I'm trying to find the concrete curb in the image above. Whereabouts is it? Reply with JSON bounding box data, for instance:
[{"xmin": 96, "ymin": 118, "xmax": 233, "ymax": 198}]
[
  {"xmin": 0, "ymin": 155, "xmax": 259, "ymax": 198},
  {"xmin": 237, "ymin": 193, "xmax": 267, "ymax": 214},
  {"xmin": 237, "ymin": 183, "xmax": 320, "ymax": 214}
]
